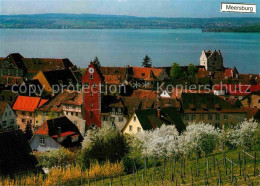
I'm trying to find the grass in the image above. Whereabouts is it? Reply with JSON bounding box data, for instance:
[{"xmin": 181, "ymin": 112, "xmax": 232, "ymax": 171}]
[
  {"xmin": 94, "ymin": 149, "xmax": 260, "ymax": 185},
  {"xmin": 1, "ymin": 149, "xmax": 260, "ymax": 185}
]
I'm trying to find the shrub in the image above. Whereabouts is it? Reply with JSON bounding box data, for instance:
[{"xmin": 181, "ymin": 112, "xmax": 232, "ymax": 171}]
[
  {"xmin": 33, "ymin": 148, "xmax": 75, "ymax": 168},
  {"xmin": 81, "ymin": 126, "xmax": 129, "ymax": 167}
]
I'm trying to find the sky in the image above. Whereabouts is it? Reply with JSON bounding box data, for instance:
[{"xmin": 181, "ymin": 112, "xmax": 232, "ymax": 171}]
[{"xmin": 0, "ymin": 0, "xmax": 259, "ymax": 18}]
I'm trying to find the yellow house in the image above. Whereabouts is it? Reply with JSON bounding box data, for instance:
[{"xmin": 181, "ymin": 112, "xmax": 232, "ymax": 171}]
[{"xmin": 122, "ymin": 108, "xmax": 185, "ymax": 135}]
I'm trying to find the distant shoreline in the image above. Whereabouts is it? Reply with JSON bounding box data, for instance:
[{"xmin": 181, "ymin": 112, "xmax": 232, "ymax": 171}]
[{"xmin": 1, "ymin": 14, "xmax": 260, "ymax": 30}]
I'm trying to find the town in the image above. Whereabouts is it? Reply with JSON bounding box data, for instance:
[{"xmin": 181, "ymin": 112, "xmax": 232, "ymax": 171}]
[{"xmin": 0, "ymin": 50, "xmax": 260, "ymax": 184}]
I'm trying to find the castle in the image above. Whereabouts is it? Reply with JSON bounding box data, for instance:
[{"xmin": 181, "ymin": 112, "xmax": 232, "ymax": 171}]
[{"xmin": 200, "ymin": 50, "xmax": 224, "ymax": 71}]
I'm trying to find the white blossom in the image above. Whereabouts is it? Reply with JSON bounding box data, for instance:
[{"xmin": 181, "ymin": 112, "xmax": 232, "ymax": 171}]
[{"xmin": 227, "ymin": 120, "xmax": 259, "ymax": 149}]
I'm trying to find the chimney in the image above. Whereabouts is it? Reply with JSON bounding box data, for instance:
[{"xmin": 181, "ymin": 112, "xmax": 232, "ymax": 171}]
[
  {"xmin": 157, "ymin": 108, "xmax": 161, "ymax": 118},
  {"xmin": 57, "ymin": 127, "xmax": 62, "ymax": 142}
]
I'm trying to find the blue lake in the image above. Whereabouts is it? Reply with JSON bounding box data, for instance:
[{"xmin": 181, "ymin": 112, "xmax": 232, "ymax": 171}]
[{"xmin": 0, "ymin": 29, "xmax": 259, "ymax": 73}]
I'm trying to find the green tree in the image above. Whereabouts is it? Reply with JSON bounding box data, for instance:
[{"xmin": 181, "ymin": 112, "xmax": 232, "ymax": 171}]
[
  {"xmin": 142, "ymin": 55, "xmax": 152, "ymax": 67},
  {"xmin": 170, "ymin": 62, "xmax": 183, "ymax": 80},
  {"xmin": 93, "ymin": 56, "xmax": 101, "ymax": 67},
  {"xmin": 187, "ymin": 64, "xmax": 197, "ymax": 77},
  {"xmin": 81, "ymin": 127, "xmax": 129, "ymax": 168}
]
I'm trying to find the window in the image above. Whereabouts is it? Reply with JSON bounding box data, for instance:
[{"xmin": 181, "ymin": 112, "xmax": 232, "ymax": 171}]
[
  {"xmin": 71, "ymin": 112, "xmax": 74, "ymax": 116},
  {"xmin": 200, "ymin": 114, "xmax": 204, "ymax": 120},
  {"xmin": 215, "ymin": 123, "xmax": 220, "ymax": 128},
  {"xmin": 76, "ymin": 112, "xmax": 79, "ymax": 116},
  {"xmin": 184, "ymin": 114, "xmax": 189, "ymax": 120},
  {"xmin": 10, "ymin": 119, "xmax": 14, "ymax": 124},
  {"xmin": 66, "ymin": 111, "xmax": 69, "ymax": 115},
  {"xmin": 118, "ymin": 117, "xmax": 124, "ymax": 122},
  {"xmin": 110, "ymin": 117, "xmax": 115, "ymax": 122},
  {"xmin": 90, "ymin": 111, "xmax": 93, "ymax": 118},
  {"xmin": 118, "ymin": 108, "xmax": 122, "ymax": 113},
  {"xmin": 40, "ymin": 137, "xmax": 45, "ymax": 145},
  {"xmin": 103, "ymin": 116, "xmax": 108, "ymax": 121},
  {"xmin": 90, "ymin": 91, "xmax": 93, "ymax": 96},
  {"xmin": 191, "ymin": 115, "xmax": 196, "ymax": 120},
  {"xmin": 30, "ymin": 112, "xmax": 33, "ymax": 116},
  {"xmin": 90, "ymin": 103, "xmax": 93, "ymax": 107},
  {"xmin": 129, "ymin": 125, "xmax": 133, "ymax": 132},
  {"xmin": 142, "ymin": 73, "xmax": 145, "ymax": 76},
  {"xmin": 216, "ymin": 114, "xmax": 220, "ymax": 120},
  {"xmin": 22, "ymin": 118, "xmax": 26, "ymax": 123},
  {"xmin": 90, "ymin": 74, "xmax": 93, "ymax": 79},
  {"xmin": 133, "ymin": 116, "xmax": 137, "ymax": 122},
  {"xmin": 208, "ymin": 115, "xmax": 212, "ymax": 120},
  {"xmin": 21, "ymin": 111, "xmax": 26, "ymax": 115},
  {"xmin": 258, "ymin": 99, "xmax": 260, "ymax": 104},
  {"xmin": 9, "ymin": 111, "xmax": 11, "ymax": 115},
  {"xmin": 93, "ymin": 83, "xmax": 97, "ymax": 88},
  {"xmin": 36, "ymin": 120, "xmax": 39, "ymax": 124},
  {"xmin": 3, "ymin": 121, "xmax": 6, "ymax": 127},
  {"xmin": 84, "ymin": 83, "xmax": 89, "ymax": 88},
  {"xmin": 137, "ymin": 127, "xmax": 141, "ymax": 133},
  {"xmin": 224, "ymin": 115, "xmax": 228, "ymax": 120}
]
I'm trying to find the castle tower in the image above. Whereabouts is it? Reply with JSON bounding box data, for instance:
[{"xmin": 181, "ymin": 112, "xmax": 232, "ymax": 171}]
[{"xmin": 200, "ymin": 50, "xmax": 223, "ymax": 71}]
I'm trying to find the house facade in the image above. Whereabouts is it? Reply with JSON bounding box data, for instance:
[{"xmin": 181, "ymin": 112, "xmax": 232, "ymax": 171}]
[
  {"xmin": 0, "ymin": 102, "xmax": 18, "ymax": 132},
  {"xmin": 241, "ymin": 91, "xmax": 260, "ymax": 109},
  {"xmin": 181, "ymin": 93, "xmax": 247, "ymax": 127},
  {"xmin": 12, "ymin": 96, "xmax": 48, "ymax": 131}
]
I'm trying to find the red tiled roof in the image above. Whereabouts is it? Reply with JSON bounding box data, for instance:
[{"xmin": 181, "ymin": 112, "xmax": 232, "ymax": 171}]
[
  {"xmin": 34, "ymin": 122, "xmax": 49, "ymax": 135},
  {"xmin": 100, "ymin": 67, "xmax": 126, "ymax": 84},
  {"xmin": 132, "ymin": 67, "xmax": 163, "ymax": 81},
  {"xmin": 131, "ymin": 89, "xmax": 158, "ymax": 99},
  {"xmin": 104, "ymin": 75, "xmax": 121, "ymax": 84},
  {"xmin": 37, "ymin": 90, "xmax": 82, "ymax": 112},
  {"xmin": 51, "ymin": 131, "xmax": 76, "ymax": 138},
  {"xmin": 13, "ymin": 96, "xmax": 48, "ymax": 112},
  {"xmin": 39, "ymin": 99, "xmax": 48, "ymax": 107},
  {"xmin": 224, "ymin": 68, "xmax": 233, "ymax": 77}
]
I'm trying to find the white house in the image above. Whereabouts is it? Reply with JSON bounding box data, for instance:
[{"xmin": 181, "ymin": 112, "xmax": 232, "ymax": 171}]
[
  {"xmin": 30, "ymin": 116, "xmax": 83, "ymax": 152},
  {"xmin": 0, "ymin": 101, "xmax": 18, "ymax": 132}
]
